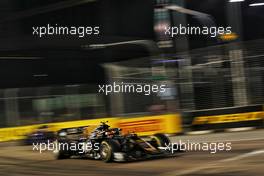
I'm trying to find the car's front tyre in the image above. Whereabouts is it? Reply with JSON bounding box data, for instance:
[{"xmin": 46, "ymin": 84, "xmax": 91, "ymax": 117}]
[
  {"xmin": 100, "ymin": 140, "xmax": 120, "ymax": 162},
  {"xmin": 151, "ymin": 133, "xmax": 170, "ymax": 148}
]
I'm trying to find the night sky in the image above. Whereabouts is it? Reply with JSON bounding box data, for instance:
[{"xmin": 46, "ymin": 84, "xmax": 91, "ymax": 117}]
[{"xmin": 0, "ymin": 0, "xmax": 263, "ymax": 88}]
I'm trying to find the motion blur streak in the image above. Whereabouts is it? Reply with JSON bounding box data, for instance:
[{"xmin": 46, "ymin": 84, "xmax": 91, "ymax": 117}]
[
  {"xmin": 0, "ymin": 0, "xmax": 264, "ymax": 176},
  {"xmin": 0, "ymin": 130, "xmax": 263, "ymax": 176}
]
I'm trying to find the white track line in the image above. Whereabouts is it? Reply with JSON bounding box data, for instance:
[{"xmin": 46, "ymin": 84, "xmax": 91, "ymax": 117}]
[
  {"xmin": 185, "ymin": 130, "xmax": 214, "ymax": 135},
  {"xmin": 220, "ymin": 150, "xmax": 264, "ymax": 162},
  {"xmin": 225, "ymin": 127, "xmax": 256, "ymax": 132},
  {"xmin": 161, "ymin": 149, "xmax": 264, "ymax": 176}
]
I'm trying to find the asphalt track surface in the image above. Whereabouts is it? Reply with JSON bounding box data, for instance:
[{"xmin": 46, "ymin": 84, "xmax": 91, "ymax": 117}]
[{"xmin": 0, "ymin": 129, "xmax": 263, "ymax": 176}]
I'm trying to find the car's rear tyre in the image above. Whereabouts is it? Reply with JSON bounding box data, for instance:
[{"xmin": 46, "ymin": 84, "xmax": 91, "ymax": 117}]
[
  {"xmin": 100, "ymin": 140, "xmax": 120, "ymax": 162},
  {"xmin": 53, "ymin": 141, "xmax": 71, "ymax": 160},
  {"xmin": 151, "ymin": 133, "xmax": 170, "ymax": 148},
  {"xmin": 55, "ymin": 150, "xmax": 71, "ymax": 159}
]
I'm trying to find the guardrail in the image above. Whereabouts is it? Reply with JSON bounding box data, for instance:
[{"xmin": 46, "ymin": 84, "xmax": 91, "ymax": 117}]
[
  {"xmin": 1, "ymin": 105, "xmax": 263, "ymax": 143},
  {"xmin": 182, "ymin": 105, "xmax": 264, "ymax": 132},
  {"xmin": 0, "ymin": 114, "xmax": 182, "ymax": 142}
]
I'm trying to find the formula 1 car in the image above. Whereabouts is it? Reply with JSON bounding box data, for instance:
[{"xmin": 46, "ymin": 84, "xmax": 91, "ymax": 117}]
[
  {"xmin": 25, "ymin": 125, "xmax": 55, "ymax": 145},
  {"xmin": 54, "ymin": 122, "xmax": 182, "ymax": 162}
]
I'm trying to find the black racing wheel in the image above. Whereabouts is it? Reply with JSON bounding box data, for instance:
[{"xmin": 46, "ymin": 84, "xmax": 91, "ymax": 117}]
[
  {"xmin": 151, "ymin": 133, "xmax": 170, "ymax": 148},
  {"xmin": 100, "ymin": 140, "xmax": 120, "ymax": 162},
  {"xmin": 53, "ymin": 140, "xmax": 71, "ymax": 160}
]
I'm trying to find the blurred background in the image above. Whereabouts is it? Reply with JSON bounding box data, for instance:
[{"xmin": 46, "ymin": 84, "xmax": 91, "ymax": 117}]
[
  {"xmin": 0, "ymin": 0, "xmax": 263, "ymax": 128},
  {"xmin": 0, "ymin": 1, "xmax": 263, "ymax": 176}
]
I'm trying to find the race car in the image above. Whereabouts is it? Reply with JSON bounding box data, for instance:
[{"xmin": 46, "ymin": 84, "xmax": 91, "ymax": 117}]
[
  {"xmin": 24, "ymin": 125, "xmax": 55, "ymax": 145},
  {"xmin": 53, "ymin": 122, "xmax": 183, "ymax": 162}
]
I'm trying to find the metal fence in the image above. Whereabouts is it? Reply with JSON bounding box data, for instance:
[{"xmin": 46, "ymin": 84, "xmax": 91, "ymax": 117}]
[
  {"xmin": 0, "ymin": 85, "xmax": 107, "ymax": 127},
  {"xmin": 176, "ymin": 39, "xmax": 264, "ymax": 111},
  {"xmin": 105, "ymin": 39, "xmax": 264, "ymax": 113},
  {"xmin": 1, "ymin": 39, "xmax": 264, "ymax": 127}
]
